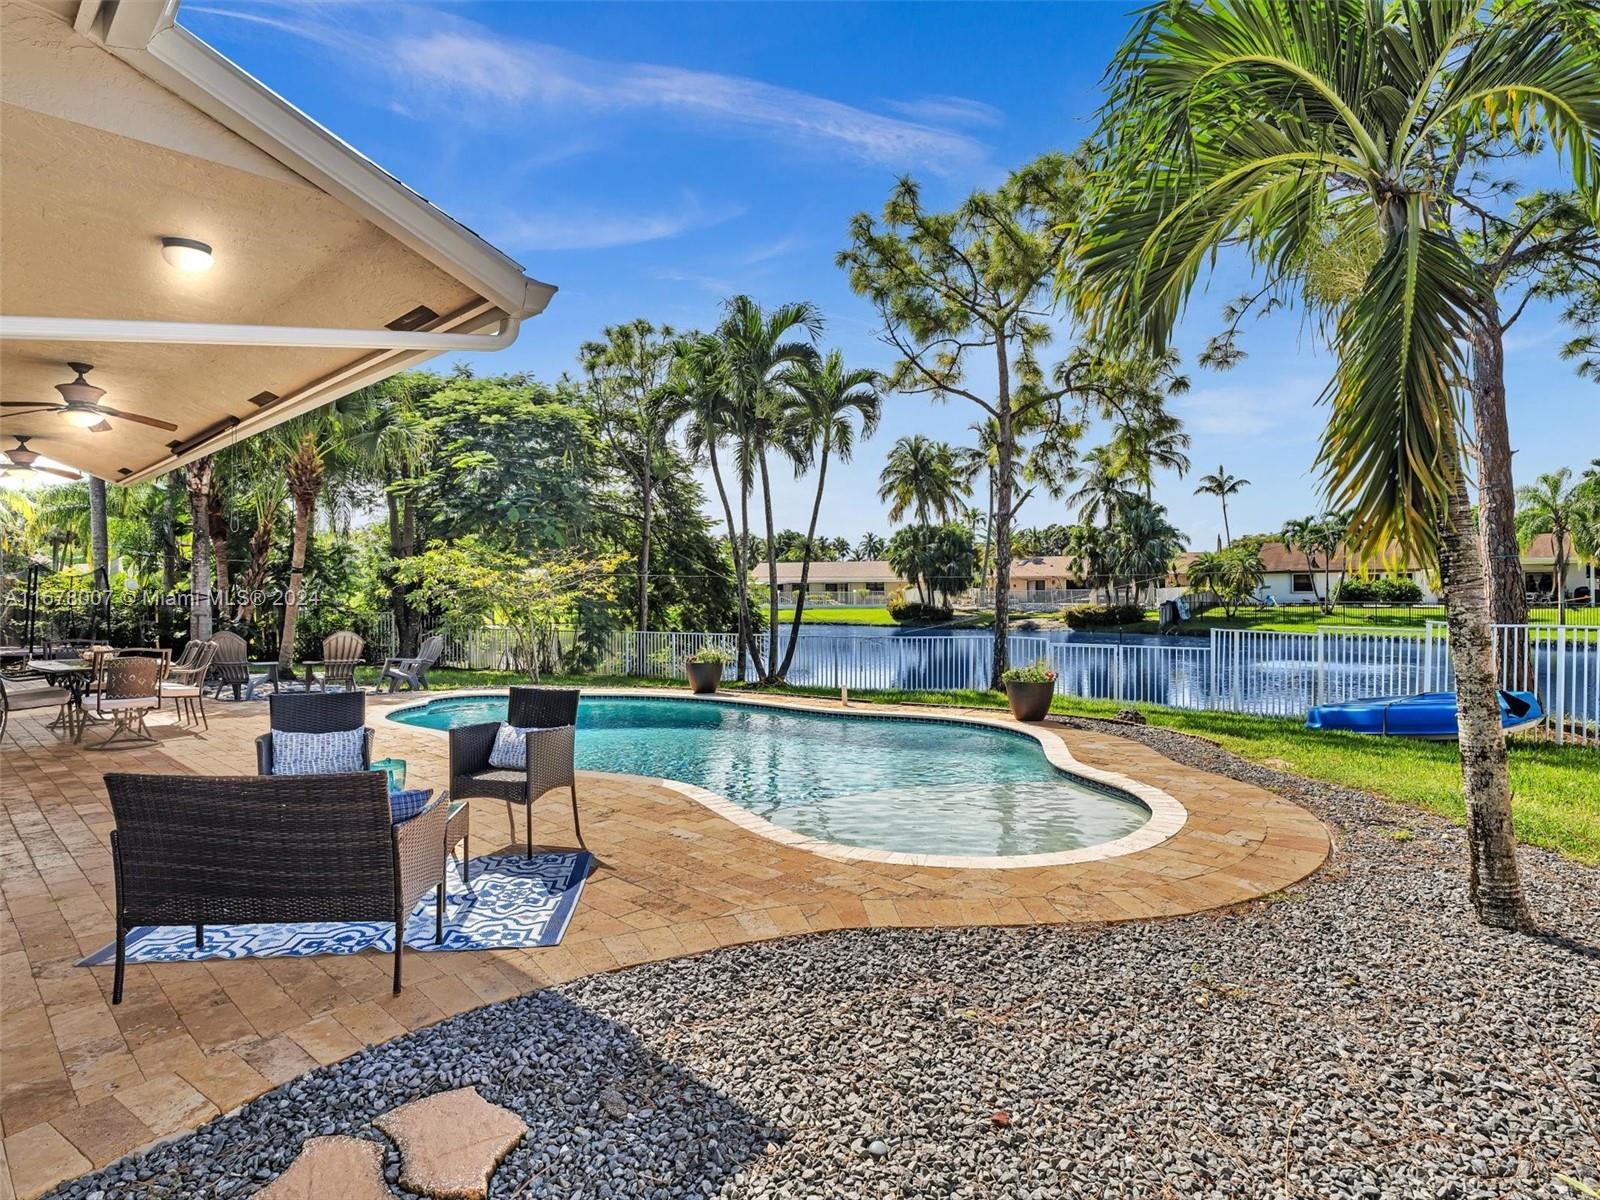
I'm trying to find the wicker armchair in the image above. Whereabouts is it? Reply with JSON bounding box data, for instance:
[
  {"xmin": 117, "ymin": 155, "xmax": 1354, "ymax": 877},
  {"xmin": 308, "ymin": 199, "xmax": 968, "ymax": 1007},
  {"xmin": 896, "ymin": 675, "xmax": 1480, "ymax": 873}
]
[
  {"xmin": 209, "ymin": 631, "xmax": 265, "ymax": 700},
  {"xmin": 449, "ymin": 686, "xmax": 582, "ymax": 856},
  {"xmin": 309, "ymin": 631, "xmax": 365, "ymax": 692},
  {"xmin": 256, "ymin": 690, "xmax": 374, "ymax": 775},
  {"xmin": 159, "ymin": 641, "xmax": 218, "ymax": 728},
  {"xmin": 104, "ymin": 771, "xmax": 446, "ymax": 1002},
  {"xmin": 90, "ymin": 657, "xmax": 162, "ymax": 750}
]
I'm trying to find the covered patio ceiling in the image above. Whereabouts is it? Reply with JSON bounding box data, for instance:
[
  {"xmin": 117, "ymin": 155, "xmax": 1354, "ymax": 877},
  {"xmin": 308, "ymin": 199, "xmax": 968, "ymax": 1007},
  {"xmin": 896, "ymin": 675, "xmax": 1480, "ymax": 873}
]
[{"xmin": 0, "ymin": 0, "xmax": 555, "ymax": 484}]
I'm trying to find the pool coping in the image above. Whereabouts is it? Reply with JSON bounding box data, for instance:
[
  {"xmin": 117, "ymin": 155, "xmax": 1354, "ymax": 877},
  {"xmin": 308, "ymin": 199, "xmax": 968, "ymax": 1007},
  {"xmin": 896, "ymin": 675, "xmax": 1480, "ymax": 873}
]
[{"xmin": 382, "ymin": 688, "xmax": 1189, "ymax": 871}]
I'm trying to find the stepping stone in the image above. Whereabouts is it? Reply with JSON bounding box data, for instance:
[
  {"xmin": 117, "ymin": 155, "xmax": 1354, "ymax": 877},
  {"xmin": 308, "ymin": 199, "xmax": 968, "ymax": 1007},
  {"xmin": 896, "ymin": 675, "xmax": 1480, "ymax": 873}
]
[
  {"xmin": 256, "ymin": 1136, "xmax": 391, "ymax": 1200},
  {"xmin": 374, "ymin": 1086, "xmax": 527, "ymax": 1200}
]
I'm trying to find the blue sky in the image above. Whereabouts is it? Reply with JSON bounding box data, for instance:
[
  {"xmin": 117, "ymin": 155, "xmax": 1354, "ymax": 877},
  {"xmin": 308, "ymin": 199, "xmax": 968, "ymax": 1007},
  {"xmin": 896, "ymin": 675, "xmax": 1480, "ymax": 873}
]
[{"xmin": 185, "ymin": 0, "xmax": 1595, "ymax": 551}]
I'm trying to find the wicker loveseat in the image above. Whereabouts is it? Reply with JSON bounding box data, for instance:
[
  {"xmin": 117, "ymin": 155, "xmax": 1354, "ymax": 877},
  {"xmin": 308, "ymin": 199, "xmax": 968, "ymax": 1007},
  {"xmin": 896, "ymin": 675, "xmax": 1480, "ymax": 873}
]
[
  {"xmin": 449, "ymin": 686, "xmax": 583, "ymax": 857},
  {"xmin": 104, "ymin": 771, "xmax": 445, "ymax": 1002}
]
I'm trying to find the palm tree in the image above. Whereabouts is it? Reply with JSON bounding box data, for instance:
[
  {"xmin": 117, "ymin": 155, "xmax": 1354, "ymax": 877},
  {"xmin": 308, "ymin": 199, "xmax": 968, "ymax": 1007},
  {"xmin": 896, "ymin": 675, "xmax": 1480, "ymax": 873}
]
[
  {"xmin": 877, "ymin": 434, "xmax": 970, "ymax": 525},
  {"xmin": 716, "ymin": 295, "xmax": 823, "ymax": 682},
  {"xmin": 87, "ymin": 475, "xmax": 109, "ymax": 634},
  {"xmin": 1066, "ymin": 445, "xmax": 1139, "ymax": 529},
  {"xmin": 854, "ymin": 532, "xmax": 886, "ymax": 560},
  {"xmin": 580, "ymin": 320, "xmax": 680, "ymax": 635},
  {"xmin": 1193, "ymin": 467, "xmax": 1249, "ymax": 548},
  {"xmin": 1280, "ymin": 515, "xmax": 1325, "ymax": 607},
  {"xmin": 344, "ymin": 377, "xmax": 436, "ymax": 654},
  {"xmin": 1517, "ymin": 469, "xmax": 1582, "ymax": 624},
  {"xmin": 776, "ymin": 351, "xmax": 881, "ymax": 677},
  {"xmin": 1079, "ymin": 0, "xmax": 1600, "ymax": 930},
  {"xmin": 266, "ymin": 407, "xmax": 353, "ymax": 668},
  {"xmin": 1106, "ymin": 499, "xmax": 1187, "ymax": 605},
  {"xmin": 1112, "ymin": 407, "xmax": 1191, "ymax": 499}
]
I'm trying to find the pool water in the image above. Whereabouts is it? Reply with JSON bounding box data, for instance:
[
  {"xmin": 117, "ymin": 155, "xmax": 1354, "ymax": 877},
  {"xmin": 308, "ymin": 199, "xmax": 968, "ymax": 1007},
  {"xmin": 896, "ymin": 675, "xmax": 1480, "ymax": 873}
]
[{"xmin": 391, "ymin": 695, "xmax": 1151, "ymax": 858}]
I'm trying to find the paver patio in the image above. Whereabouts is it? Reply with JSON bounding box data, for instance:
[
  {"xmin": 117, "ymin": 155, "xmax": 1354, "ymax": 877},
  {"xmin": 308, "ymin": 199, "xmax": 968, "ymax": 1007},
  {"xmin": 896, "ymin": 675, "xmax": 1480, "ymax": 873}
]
[{"xmin": 0, "ymin": 689, "xmax": 1329, "ymax": 1198}]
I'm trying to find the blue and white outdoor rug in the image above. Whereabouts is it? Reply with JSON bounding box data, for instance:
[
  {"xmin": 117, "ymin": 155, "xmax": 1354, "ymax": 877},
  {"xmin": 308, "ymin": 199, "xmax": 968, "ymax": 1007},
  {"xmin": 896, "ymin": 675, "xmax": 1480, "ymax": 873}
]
[{"xmin": 79, "ymin": 851, "xmax": 591, "ymax": 966}]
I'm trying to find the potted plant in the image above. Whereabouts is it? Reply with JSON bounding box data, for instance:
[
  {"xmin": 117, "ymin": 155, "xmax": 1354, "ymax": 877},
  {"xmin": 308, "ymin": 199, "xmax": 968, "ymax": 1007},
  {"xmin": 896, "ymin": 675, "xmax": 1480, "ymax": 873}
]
[
  {"xmin": 1001, "ymin": 658, "xmax": 1057, "ymax": 721},
  {"xmin": 684, "ymin": 646, "xmax": 730, "ymax": 694}
]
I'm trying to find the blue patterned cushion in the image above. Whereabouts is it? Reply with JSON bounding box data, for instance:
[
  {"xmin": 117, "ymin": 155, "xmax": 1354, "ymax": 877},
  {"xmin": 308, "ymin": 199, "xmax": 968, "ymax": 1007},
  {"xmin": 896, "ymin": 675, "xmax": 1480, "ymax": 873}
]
[
  {"xmin": 270, "ymin": 729, "xmax": 364, "ymax": 775},
  {"xmin": 487, "ymin": 723, "xmax": 550, "ymax": 770},
  {"xmin": 388, "ymin": 788, "xmax": 434, "ymax": 824}
]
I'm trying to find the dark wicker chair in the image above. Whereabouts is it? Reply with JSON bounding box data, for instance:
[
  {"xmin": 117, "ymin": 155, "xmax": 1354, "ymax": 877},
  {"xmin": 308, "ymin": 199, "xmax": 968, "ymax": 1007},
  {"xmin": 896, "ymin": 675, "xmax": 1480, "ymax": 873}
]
[
  {"xmin": 256, "ymin": 690, "xmax": 374, "ymax": 775},
  {"xmin": 449, "ymin": 686, "xmax": 582, "ymax": 856},
  {"xmin": 104, "ymin": 771, "xmax": 446, "ymax": 1001}
]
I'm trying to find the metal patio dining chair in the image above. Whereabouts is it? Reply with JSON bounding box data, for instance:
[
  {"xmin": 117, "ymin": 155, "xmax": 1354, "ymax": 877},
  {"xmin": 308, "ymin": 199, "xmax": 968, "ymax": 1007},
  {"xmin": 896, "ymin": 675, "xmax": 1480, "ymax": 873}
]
[
  {"xmin": 90, "ymin": 656, "xmax": 162, "ymax": 750},
  {"xmin": 0, "ymin": 674, "xmax": 75, "ymax": 742},
  {"xmin": 159, "ymin": 641, "xmax": 218, "ymax": 728}
]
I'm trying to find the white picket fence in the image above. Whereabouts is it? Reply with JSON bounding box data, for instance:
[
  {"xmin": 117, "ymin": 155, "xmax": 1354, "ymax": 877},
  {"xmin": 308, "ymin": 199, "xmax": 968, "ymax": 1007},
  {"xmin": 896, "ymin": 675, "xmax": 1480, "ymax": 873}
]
[{"xmin": 1423, "ymin": 621, "xmax": 1598, "ymax": 746}]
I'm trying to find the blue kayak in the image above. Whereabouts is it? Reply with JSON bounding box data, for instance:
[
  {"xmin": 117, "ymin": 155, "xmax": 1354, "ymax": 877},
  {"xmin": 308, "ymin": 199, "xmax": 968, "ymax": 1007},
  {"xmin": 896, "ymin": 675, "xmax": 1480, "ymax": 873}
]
[{"xmin": 1305, "ymin": 690, "xmax": 1543, "ymax": 739}]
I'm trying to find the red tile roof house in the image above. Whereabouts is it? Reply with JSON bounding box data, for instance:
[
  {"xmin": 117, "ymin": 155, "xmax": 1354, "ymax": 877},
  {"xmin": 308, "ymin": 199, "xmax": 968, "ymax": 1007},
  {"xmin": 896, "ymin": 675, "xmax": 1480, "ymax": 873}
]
[{"xmin": 1171, "ymin": 536, "xmax": 1594, "ymax": 607}]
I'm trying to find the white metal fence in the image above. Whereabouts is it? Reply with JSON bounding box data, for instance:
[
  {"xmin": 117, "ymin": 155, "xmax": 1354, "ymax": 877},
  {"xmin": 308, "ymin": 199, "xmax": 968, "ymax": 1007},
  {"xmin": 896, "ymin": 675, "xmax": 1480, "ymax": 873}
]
[{"xmin": 589, "ymin": 625, "xmax": 1597, "ymax": 746}]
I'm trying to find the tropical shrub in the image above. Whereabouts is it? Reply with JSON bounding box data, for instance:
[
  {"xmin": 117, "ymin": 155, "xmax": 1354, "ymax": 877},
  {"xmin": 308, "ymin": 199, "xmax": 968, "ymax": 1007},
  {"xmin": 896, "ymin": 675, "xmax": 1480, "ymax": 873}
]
[
  {"xmin": 1335, "ymin": 576, "xmax": 1423, "ymax": 604},
  {"xmin": 1061, "ymin": 603, "xmax": 1144, "ymax": 628},
  {"xmin": 886, "ymin": 591, "xmax": 953, "ymax": 623}
]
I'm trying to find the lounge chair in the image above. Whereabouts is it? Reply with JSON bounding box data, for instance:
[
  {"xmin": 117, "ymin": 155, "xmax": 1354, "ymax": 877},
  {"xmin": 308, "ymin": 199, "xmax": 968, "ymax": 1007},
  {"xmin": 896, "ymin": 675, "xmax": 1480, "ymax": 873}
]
[
  {"xmin": 380, "ymin": 634, "xmax": 444, "ymax": 693},
  {"xmin": 104, "ymin": 771, "xmax": 446, "ymax": 1002},
  {"xmin": 256, "ymin": 690, "xmax": 374, "ymax": 775},
  {"xmin": 449, "ymin": 686, "xmax": 583, "ymax": 857},
  {"xmin": 208, "ymin": 631, "xmax": 266, "ymax": 700},
  {"xmin": 309, "ymin": 630, "xmax": 365, "ymax": 693},
  {"xmin": 159, "ymin": 641, "xmax": 218, "ymax": 728},
  {"xmin": 90, "ymin": 657, "xmax": 162, "ymax": 750}
]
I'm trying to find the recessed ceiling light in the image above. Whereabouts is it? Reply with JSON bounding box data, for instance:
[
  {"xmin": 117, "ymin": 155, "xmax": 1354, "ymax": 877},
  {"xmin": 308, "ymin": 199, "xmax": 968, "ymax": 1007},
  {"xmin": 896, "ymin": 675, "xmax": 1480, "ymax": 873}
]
[{"xmin": 161, "ymin": 237, "xmax": 213, "ymax": 273}]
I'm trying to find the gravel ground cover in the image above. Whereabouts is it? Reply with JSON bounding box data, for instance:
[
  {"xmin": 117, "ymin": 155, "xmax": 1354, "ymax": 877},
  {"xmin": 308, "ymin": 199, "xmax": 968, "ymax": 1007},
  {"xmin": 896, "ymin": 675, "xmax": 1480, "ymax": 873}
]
[{"xmin": 50, "ymin": 721, "xmax": 1599, "ymax": 1200}]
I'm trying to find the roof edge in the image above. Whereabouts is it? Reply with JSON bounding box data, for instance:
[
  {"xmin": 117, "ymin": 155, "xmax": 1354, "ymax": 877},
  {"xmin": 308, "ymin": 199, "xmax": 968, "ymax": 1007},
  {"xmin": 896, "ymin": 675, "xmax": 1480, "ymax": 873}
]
[{"xmin": 85, "ymin": 1, "xmax": 554, "ymax": 317}]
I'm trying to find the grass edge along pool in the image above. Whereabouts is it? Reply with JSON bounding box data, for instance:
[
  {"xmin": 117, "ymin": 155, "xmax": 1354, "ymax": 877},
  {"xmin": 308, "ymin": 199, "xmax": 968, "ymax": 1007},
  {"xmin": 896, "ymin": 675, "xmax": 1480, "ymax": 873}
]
[{"xmin": 391, "ymin": 693, "xmax": 1154, "ymax": 859}]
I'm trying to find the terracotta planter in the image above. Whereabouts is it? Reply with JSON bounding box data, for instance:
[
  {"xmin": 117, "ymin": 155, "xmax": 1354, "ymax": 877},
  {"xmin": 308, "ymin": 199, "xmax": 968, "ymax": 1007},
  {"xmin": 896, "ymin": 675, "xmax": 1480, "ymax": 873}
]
[
  {"xmin": 1005, "ymin": 679, "xmax": 1055, "ymax": 722},
  {"xmin": 685, "ymin": 660, "xmax": 723, "ymax": 695}
]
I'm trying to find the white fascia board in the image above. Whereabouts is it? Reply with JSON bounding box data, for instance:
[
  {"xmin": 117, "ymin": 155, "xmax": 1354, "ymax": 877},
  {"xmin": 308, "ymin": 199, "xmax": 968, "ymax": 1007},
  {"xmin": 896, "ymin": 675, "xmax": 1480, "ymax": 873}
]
[{"xmin": 94, "ymin": 5, "xmax": 555, "ymax": 318}]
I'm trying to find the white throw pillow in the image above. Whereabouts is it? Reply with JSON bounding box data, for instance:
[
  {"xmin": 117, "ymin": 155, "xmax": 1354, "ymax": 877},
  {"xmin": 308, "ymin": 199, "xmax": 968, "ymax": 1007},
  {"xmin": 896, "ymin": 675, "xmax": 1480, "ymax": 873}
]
[
  {"xmin": 487, "ymin": 722, "xmax": 550, "ymax": 770},
  {"xmin": 271, "ymin": 729, "xmax": 365, "ymax": 775}
]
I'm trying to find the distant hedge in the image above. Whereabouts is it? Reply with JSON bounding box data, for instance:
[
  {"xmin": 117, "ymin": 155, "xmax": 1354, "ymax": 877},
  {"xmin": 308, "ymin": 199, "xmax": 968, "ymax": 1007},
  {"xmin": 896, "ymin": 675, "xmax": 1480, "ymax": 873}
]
[
  {"xmin": 1061, "ymin": 603, "xmax": 1145, "ymax": 628},
  {"xmin": 1334, "ymin": 576, "xmax": 1423, "ymax": 604},
  {"xmin": 887, "ymin": 598, "xmax": 953, "ymax": 623}
]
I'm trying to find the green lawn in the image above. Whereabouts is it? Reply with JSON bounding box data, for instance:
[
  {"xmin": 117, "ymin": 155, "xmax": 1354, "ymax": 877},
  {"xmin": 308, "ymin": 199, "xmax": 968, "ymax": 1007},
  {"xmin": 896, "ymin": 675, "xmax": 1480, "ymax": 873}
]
[
  {"xmin": 367, "ymin": 667, "xmax": 1599, "ymax": 865},
  {"xmin": 775, "ymin": 606, "xmax": 900, "ymax": 626}
]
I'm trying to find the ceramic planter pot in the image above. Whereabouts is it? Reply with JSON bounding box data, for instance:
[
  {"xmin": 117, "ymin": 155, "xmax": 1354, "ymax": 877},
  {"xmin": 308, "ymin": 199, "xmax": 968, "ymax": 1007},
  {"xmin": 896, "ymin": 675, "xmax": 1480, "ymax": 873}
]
[
  {"xmin": 1005, "ymin": 679, "xmax": 1055, "ymax": 722},
  {"xmin": 685, "ymin": 660, "xmax": 723, "ymax": 694}
]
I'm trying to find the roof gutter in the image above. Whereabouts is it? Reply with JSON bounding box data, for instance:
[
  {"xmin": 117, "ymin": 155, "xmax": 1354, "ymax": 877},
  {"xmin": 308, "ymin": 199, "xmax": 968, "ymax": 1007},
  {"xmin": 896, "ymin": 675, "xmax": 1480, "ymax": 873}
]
[{"xmin": 0, "ymin": 315, "xmax": 519, "ymax": 350}]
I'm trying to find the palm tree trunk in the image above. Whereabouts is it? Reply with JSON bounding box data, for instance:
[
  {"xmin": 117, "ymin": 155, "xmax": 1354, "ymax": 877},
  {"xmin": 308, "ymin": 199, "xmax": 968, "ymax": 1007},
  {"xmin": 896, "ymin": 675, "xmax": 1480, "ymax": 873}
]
[
  {"xmin": 990, "ymin": 347, "xmax": 1013, "ymax": 689},
  {"xmin": 639, "ymin": 453, "xmax": 653, "ymax": 635},
  {"xmin": 88, "ymin": 475, "xmax": 110, "ymax": 635},
  {"xmin": 278, "ymin": 498, "xmax": 313, "ymax": 669},
  {"xmin": 706, "ymin": 439, "xmax": 748, "ymax": 683},
  {"xmin": 1220, "ymin": 496, "xmax": 1231, "ymax": 547},
  {"xmin": 738, "ymin": 473, "xmax": 760, "ymax": 681},
  {"xmin": 184, "ymin": 459, "xmax": 213, "ymax": 641},
  {"xmin": 1438, "ymin": 467, "xmax": 1534, "ymax": 931},
  {"xmin": 778, "ymin": 442, "xmax": 829, "ymax": 679},
  {"xmin": 1469, "ymin": 308, "xmax": 1528, "ymax": 628},
  {"xmin": 758, "ymin": 450, "xmax": 780, "ymax": 681}
]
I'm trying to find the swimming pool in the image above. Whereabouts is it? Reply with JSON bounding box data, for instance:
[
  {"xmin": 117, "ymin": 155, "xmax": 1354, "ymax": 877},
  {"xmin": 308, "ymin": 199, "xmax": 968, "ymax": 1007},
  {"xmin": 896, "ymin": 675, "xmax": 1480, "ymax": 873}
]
[{"xmin": 390, "ymin": 694, "xmax": 1154, "ymax": 859}]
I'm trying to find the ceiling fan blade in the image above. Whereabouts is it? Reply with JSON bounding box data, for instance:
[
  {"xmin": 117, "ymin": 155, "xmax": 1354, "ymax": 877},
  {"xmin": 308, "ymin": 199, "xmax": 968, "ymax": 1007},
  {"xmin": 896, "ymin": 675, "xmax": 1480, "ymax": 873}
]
[
  {"xmin": 39, "ymin": 466, "xmax": 83, "ymax": 480},
  {"xmin": 96, "ymin": 406, "xmax": 179, "ymax": 432},
  {"xmin": 89, "ymin": 421, "xmax": 114, "ymax": 433},
  {"xmin": 0, "ymin": 403, "xmax": 60, "ymax": 412}
]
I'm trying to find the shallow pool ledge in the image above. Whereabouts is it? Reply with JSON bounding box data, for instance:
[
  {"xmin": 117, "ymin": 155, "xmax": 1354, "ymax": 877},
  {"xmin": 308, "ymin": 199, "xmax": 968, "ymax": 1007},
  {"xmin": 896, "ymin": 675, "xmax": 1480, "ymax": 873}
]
[{"xmin": 383, "ymin": 687, "xmax": 1189, "ymax": 871}]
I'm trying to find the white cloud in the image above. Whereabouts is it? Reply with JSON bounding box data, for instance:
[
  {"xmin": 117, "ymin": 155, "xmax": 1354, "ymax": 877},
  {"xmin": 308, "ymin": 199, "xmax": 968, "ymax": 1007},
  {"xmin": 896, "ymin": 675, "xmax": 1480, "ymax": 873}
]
[
  {"xmin": 884, "ymin": 94, "xmax": 1005, "ymax": 128},
  {"xmin": 1173, "ymin": 382, "xmax": 1319, "ymax": 438},
  {"xmin": 190, "ymin": 5, "xmax": 989, "ymax": 175},
  {"xmin": 492, "ymin": 198, "xmax": 742, "ymax": 252}
]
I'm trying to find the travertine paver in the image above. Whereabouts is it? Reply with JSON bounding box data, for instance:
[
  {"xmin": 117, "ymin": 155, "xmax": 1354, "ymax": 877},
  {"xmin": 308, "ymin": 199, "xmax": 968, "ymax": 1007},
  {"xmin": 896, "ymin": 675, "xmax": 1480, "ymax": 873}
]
[
  {"xmin": 372, "ymin": 1087, "xmax": 526, "ymax": 1200},
  {"xmin": 254, "ymin": 1135, "xmax": 391, "ymax": 1200},
  {"xmin": 0, "ymin": 689, "xmax": 1329, "ymax": 1198}
]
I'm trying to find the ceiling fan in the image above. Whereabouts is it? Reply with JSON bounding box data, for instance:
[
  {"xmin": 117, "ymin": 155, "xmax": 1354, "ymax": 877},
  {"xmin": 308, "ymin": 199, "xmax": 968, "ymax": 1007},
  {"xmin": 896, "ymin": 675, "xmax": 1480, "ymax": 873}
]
[
  {"xmin": 1, "ymin": 363, "xmax": 178, "ymax": 432},
  {"xmin": 0, "ymin": 437, "xmax": 83, "ymax": 481}
]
